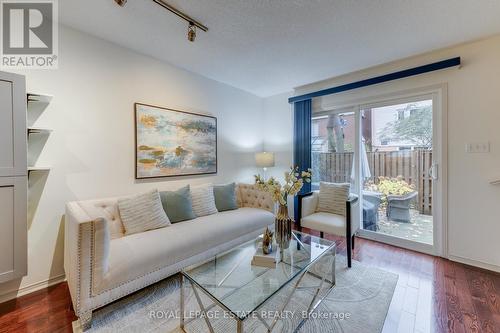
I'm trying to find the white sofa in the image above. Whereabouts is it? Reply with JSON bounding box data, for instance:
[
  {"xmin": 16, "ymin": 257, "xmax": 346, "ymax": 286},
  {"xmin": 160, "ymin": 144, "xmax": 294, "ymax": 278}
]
[{"xmin": 64, "ymin": 184, "xmax": 274, "ymax": 329}]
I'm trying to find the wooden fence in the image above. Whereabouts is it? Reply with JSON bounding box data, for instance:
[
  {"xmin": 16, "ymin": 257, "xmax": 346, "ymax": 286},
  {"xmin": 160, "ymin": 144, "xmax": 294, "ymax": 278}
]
[{"xmin": 312, "ymin": 150, "xmax": 433, "ymax": 215}]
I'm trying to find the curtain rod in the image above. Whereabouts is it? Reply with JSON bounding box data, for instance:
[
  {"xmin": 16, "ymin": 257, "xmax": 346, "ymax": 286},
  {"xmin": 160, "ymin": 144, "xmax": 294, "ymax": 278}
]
[{"xmin": 289, "ymin": 57, "xmax": 461, "ymax": 104}]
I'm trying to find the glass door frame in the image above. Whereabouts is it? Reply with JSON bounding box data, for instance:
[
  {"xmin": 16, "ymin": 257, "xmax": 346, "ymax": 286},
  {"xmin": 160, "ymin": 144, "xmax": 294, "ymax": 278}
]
[{"xmin": 316, "ymin": 84, "xmax": 448, "ymax": 257}]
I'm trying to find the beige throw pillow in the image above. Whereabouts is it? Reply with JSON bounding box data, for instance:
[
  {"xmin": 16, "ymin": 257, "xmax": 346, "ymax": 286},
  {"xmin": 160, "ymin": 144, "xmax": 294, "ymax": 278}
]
[
  {"xmin": 191, "ymin": 184, "xmax": 218, "ymax": 217},
  {"xmin": 317, "ymin": 182, "xmax": 351, "ymax": 216},
  {"xmin": 118, "ymin": 189, "xmax": 170, "ymax": 235}
]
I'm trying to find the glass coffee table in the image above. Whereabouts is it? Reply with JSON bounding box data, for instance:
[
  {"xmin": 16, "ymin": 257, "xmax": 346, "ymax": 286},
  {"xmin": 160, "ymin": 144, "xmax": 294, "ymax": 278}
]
[{"xmin": 180, "ymin": 231, "xmax": 336, "ymax": 333}]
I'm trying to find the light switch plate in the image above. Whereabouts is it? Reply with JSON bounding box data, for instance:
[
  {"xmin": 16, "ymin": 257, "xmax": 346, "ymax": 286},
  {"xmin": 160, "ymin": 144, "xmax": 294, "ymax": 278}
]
[{"xmin": 465, "ymin": 142, "xmax": 490, "ymax": 153}]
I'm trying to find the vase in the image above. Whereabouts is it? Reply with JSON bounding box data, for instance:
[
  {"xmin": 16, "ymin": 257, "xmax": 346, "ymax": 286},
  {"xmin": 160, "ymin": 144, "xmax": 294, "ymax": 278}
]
[{"xmin": 275, "ymin": 204, "xmax": 292, "ymax": 251}]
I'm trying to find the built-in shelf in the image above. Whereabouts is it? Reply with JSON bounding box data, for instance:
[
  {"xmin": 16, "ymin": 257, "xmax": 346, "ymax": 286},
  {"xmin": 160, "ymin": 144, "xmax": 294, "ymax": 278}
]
[
  {"xmin": 27, "ymin": 93, "xmax": 52, "ymax": 114},
  {"xmin": 28, "ymin": 166, "xmax": 51, "ymax": 171},
  {"xmin": 27, "ymin": 127, "xmax": 52, "ymax": 135},
  {"xmin": 27, "ymin": 93, "xmax": 53, "ymax": 103},
  {"xmin": 28, "ymin": 166, "xmax": 51, "ymax": 176},
  {"xmin": 27, "ymin": 92, "xmax": 52, "ymax": 182}
]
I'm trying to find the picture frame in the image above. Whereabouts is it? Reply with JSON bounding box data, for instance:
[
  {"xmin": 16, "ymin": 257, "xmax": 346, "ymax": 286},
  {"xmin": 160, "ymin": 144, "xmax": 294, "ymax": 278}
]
[{"xmin": 134, "ymin": 103, "xmax": 217, "ymax": 179}]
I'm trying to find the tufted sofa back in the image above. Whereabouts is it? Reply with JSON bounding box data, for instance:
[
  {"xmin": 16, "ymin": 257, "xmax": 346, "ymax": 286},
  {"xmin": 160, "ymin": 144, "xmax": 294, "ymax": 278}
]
[
  {"xmin": 71, "ymin": 183, "xmax": 275, "ymax": 240},
  {"xmin": 236, "ymin": 183, "xmax": 275, "ymax": 213},
  {"xmin": 76, "ymin": 198, "xmax": 126, "ymax": 239}
]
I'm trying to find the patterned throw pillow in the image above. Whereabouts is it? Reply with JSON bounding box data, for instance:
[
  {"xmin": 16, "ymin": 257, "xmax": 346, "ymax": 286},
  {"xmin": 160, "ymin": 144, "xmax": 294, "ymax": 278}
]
[
  {"xmin": 317, "ymin": 182, "xmax": 351, "ymax": 216},
  {"xmin": 118, "ymin": 189, "xmax": 170, "ymax": 235},
  {"xmin": 191, "ymin": 184, "xmax": 218, "ymax": 217}
]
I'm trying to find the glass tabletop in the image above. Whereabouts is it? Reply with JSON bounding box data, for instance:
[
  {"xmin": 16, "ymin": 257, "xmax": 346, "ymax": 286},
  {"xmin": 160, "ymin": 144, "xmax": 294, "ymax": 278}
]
[{"xmin": 181, "ymin": 231, "xmax": 336, "ymax": 320}]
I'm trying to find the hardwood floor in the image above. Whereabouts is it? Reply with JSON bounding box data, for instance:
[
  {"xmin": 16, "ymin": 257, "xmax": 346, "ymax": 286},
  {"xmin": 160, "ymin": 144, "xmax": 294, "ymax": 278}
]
[
  {"xmin": 0, "ymin": 282, "xmax": 76, "ymax": 333},
  {"xmin": 1, "ymin": 232, "xmax": 499, "ymax": 333}
]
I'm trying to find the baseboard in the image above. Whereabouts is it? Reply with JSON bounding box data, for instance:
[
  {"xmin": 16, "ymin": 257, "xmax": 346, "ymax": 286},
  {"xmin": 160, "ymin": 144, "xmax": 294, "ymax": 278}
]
[
  {"xmin": 449, "ymin": 255, "xmax": 500, "ymax": 273},
  {"xmin": 0, "ymin": 273, "xmax": 66, "ymax": 304}
]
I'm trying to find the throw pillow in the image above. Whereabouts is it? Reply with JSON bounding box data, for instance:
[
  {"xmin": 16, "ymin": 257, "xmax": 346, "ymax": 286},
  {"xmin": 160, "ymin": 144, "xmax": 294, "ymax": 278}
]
[
  {"xmin": 317, "ymin": 182, "xmax": 351, "ymax": 216},
  {"xmin": 159, "ymin": 185, "xmax": 196, "ymax": 223},
  {"xmin": 213, "ymin": 183, "xmax": 238, "ymax": 211},
  {"xmin": 118, "ymin": 189, "xmax": 170, "ymax": 235},
  {"xmin": 191, "ymin": 184, "xmax": 218, "ymax": 217}
]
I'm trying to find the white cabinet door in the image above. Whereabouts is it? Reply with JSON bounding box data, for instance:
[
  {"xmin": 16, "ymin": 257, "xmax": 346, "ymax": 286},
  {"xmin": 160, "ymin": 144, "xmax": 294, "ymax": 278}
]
[
  {"xmin": 0, "ymin": 71, "xmax": 27, "ymax": 177},
  {"xmin": 0, "ymin": 177, "xmax": 27, "ymax": 282}
]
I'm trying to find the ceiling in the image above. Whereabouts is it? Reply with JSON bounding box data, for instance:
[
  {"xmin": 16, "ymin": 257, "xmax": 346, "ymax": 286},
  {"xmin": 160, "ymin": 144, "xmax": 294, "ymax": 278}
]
[{"xmin": 60, "ymin": 0, "xmax": 500, "ymax": 97}]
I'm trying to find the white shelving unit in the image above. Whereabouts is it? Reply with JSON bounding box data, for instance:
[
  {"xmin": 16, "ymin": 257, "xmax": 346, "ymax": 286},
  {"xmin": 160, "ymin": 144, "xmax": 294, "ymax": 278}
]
[
  {"xmin": 28, "ymin": 166, "xmax": 51, "ymax": 174},
  {"xmin": 27, "ymin": 127, "xmax": 53, "ymax": 135},
  {"xmin": 27, "ymin": 93, "xmax": 52, "ymax": 178},
  {"xmin": 27, "ymin": 92, "xmax": 53, "ymax": 105}
]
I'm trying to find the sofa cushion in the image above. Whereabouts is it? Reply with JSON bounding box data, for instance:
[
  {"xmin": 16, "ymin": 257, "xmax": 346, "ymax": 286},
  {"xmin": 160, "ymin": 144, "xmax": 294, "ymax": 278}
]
[
  {"xmin": 191, "ymin": 184, "xmax": 218, "ymax": 217},
  {"xmin": 317, "ymin": 182, "xmax": 350, "ymax": 216},
  {"xmin": 118, "ymin": 189, "xmax": 170, "ymax": 235},
  {"xmin": 213, "ymin": 183, "xmax": 238, "ymax": 211},
  {"xmin": 160, "ymin": 186, "xmax": 196, "ymax": 223},
  {"xmin": 302, "ymin": 212, "xmax": 346, "ymax": 237},
  {"xmin": 101, "ymin": 208, "xmax": 274, "ymax": 291}
]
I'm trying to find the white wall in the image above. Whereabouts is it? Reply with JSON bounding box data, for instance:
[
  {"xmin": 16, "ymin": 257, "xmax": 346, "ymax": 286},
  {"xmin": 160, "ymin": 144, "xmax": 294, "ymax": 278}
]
[
  {"xmin": 0, "ymin": 26, "xmax": 265, "ymax": 300},
  {"xmin": 262, "ymin": 92, "xmax": 293, "ymax": 181},
  {"xmin": 293, "ymin": 35, "xmax": 500, "ymax": 271}
]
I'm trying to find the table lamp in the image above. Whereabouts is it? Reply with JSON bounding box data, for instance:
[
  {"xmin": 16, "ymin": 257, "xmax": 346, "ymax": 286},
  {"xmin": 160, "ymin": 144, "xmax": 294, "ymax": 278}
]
[{"xmin": 255, "ymin": 152, "xmax": 275, "ymax": 179}]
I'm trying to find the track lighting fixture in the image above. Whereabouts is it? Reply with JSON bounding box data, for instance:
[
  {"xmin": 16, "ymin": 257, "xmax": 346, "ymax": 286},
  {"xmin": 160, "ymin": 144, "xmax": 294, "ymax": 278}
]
[
  {"xmin": 152, "ymin": 0, "xmax": 208, "ymax": 42},
  {"xmin": 113, "ymin": 0, "xmax": 208, "ymax": 42},
  {"xmin": 114, "ymin": 0, "xmax": 126, "ymax": 7},
  {"xmin": 187, "ymin": 22, "xmax": 196, "ymax": 42}
]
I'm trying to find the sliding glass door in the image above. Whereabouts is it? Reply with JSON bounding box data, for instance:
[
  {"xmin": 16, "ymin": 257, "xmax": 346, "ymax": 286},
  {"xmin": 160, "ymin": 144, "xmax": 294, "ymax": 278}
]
[
  {"xmin": 311, "ymin": 88, "xmax": 445, "ymax": 255},
  {"xmin": 311, "ymin": 107, "xmax": 357, "ymax": 189}
]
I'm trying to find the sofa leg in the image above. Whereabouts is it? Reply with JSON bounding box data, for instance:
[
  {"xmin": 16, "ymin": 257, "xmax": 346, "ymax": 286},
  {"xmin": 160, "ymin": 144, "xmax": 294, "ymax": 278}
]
[
  {"xmin": 346, "ymin": 236, "xmax": 352, "ymax": 268},
  {"xmin": 320, "ymin": 231, "xmax": 324, "ymax": 238},
  {"xmin": 80, "ymin": 310, "xmax": 93, "ymax": 331}
]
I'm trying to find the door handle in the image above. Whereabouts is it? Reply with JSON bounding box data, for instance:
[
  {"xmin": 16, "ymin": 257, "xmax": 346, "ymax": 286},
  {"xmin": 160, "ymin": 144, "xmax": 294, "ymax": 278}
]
[{"xmin": 428, "ymin": 163, "xmax": 438, "ymax": 180}]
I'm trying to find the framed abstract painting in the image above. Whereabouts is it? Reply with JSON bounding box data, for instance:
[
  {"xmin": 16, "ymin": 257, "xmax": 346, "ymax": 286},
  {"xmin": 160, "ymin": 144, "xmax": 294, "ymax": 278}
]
[{"xmin": 135, "ymin": 103, "xmax": 217, "ymax": 179}]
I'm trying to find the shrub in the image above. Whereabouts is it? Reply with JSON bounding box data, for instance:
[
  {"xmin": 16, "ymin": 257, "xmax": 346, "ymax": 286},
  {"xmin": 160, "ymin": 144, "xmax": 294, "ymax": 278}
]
[{"xmin": 365, "ymin": 176, "xmax": 416, "ymax": 207}]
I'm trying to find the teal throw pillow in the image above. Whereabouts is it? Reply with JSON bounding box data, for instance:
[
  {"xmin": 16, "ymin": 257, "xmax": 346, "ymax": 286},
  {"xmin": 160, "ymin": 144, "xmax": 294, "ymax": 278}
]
[
  {"xmin": 160, "ymin": 185, "xmax": 196, "ymax": 223},
  {"xmin": 213, "ymin": 183, "xmax": 238, "ymax": 212}
]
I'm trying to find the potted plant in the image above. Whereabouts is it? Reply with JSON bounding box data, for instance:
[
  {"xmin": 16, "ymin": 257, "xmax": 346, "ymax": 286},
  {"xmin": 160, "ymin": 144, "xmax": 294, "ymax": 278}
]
[
  {"xmin": 255, "ymin": 167, "xmax": 311, "ymax": 250},
  {"xmin": 365, "ymin": 176, "xmax": 417, "ymax": 223}
]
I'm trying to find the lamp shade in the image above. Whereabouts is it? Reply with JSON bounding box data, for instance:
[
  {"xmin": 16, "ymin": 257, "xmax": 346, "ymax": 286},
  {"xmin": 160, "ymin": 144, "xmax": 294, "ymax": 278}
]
[{"xmin": 255, "ymin": 152, "xmax": 275, "ymax": 168}]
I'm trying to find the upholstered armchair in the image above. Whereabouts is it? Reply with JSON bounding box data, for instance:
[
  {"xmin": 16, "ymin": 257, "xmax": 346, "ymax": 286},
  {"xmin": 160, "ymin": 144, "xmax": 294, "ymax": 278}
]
[{"xmin": 297, "ymin": 191, "xmax": 359, "ymax": 267}]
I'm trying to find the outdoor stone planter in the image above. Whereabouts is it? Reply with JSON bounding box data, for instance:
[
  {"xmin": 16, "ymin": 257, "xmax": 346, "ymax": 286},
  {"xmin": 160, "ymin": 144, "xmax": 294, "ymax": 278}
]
[{"xmin": 386, "ymin": 191, "xmax": 418, "ymax": 223}]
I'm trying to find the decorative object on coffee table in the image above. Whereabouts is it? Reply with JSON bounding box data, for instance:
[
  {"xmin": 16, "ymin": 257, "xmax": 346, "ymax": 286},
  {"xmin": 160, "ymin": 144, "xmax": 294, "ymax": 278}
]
[
  {"xmin": 255, "ymin": 166, "xmax": 311, "ymax": 252},
  {"xmin": 275, "ymin": 203, "xmax": 293, "ymax": 251},
  {"xmin": 180, "ymin": 231, "xmax": 337, "ymax": 333},
  {"xmin": 262, "ymin": 227, "xmax": 273, "ymax": 254}
]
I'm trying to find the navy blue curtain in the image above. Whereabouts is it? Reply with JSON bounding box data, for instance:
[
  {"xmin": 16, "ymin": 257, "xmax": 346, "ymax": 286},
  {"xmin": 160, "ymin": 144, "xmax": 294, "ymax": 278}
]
[{"xmin": 293, "ymin": 99, "xmax": 312, "ymax": 221}]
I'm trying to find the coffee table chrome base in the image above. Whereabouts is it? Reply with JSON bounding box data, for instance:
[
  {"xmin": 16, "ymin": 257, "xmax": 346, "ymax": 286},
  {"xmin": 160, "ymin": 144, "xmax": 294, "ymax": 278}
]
[{"xmin": 179, "ymin": 251, "xmax": 336, "ymax": 333}]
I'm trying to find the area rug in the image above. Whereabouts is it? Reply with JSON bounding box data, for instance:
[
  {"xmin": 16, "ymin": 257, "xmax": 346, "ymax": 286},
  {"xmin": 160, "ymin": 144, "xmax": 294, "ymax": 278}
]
[{"xmin": 73, "ymin": 256, "xmax": 397, "ymax": 333}]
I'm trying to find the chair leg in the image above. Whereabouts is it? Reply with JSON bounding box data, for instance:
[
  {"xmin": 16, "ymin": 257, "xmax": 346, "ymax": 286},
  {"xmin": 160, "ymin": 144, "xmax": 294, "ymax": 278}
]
[
  {"xmin": 320, "ymin": 231, "xmax": 324, "ymax": 238},
  {"xmin": 352, "ymin": 235, "xmax": 355, "ymax": 250},
  {"xmin": 346, "ymin": 235, "xmax": 352, "ymax": 268}
]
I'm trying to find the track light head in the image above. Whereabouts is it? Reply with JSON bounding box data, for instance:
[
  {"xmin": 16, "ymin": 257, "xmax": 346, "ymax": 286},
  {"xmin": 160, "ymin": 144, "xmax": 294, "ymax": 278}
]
[
  {"xmin": 188, "ymin": 22, "xmax": 196, "ymax": 42},
  {"xmin": 114, "ymin": 0, "xmax": 127, "ymax": 7}
]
